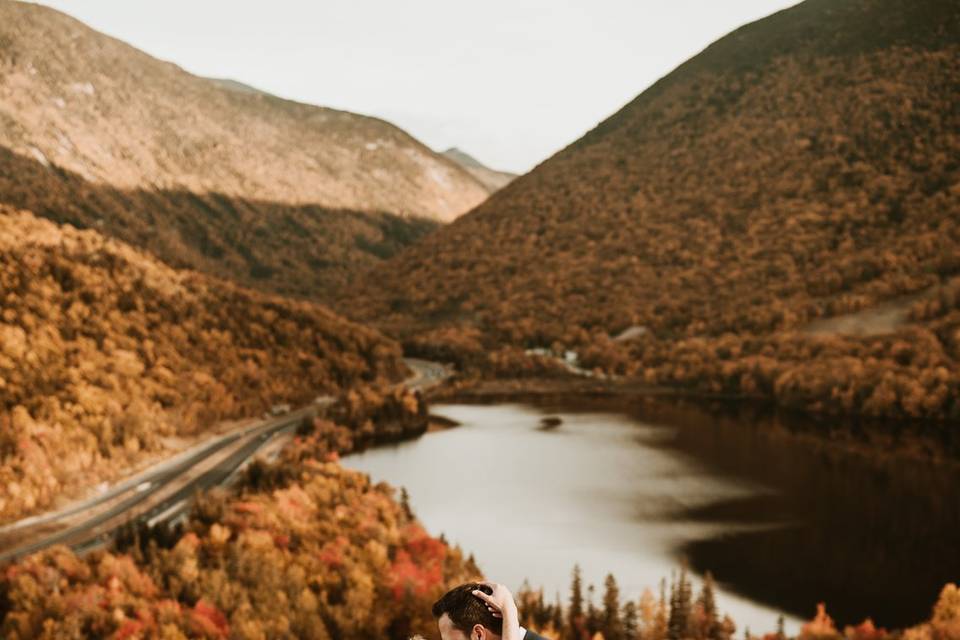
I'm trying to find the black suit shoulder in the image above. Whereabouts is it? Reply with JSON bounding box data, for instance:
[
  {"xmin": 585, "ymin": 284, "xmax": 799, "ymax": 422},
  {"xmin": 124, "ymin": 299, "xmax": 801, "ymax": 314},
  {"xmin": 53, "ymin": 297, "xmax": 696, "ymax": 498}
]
[{"xmin": 524, "ymin": 630, "xmax": 551, "ymax": 640}]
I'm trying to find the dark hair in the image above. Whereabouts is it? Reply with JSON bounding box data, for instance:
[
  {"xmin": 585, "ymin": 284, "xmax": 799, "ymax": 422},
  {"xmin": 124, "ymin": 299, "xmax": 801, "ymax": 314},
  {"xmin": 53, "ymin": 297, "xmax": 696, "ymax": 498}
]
[{"xmin": 432, "ymin": 583, "xmax": 503, "ymax": 636}]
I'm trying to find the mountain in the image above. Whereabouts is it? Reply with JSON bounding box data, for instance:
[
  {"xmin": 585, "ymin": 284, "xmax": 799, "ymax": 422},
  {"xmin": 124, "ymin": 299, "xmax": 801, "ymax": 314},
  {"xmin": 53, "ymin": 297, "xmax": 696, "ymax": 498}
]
[
  {"xmin": 205, "ymin": 77, "xmax": 268, "ymax": 96},
  {"xmin": 0, "ymin": 1, "xmax": 489, "ymax": 299},
  {"xmin": 0, "ymin": 205, "xmax": 406, "ymax": 523},
  {"xmin": 442, "ymin": 147, "xmax": 517, "ymax": 193},
  {"xmin": 345, "ymin": 0, "xmax": 960, "ymax": 420}
]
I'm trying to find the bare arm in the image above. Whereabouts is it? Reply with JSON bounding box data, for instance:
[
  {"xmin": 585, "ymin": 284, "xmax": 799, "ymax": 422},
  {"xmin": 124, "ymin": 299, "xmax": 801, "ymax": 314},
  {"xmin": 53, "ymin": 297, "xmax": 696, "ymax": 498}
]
[{"xmin": 472, "ymin": 582, "xmax": 524, "ymax": 640}]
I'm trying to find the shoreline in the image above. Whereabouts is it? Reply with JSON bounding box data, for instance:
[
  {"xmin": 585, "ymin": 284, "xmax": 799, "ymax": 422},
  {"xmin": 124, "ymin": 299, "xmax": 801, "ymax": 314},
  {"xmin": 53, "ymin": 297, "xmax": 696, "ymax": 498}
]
[{"xmin": 424, "ymin": 374, "xmax": 960, "ymax": 467}]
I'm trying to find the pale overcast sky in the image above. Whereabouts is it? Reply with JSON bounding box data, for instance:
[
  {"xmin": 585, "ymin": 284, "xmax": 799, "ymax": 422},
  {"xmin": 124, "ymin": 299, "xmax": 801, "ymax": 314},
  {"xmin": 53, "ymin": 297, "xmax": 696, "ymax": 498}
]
[{"xmin": 33, "ymin": 1, "xmax": 798, "ymax": 174}]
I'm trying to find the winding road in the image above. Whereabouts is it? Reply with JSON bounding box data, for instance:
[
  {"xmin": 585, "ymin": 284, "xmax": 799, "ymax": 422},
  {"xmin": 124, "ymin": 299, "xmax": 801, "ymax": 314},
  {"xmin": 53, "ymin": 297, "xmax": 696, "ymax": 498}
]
[{"xmin": 0, "ymin": 358, "xmax": 450, "ymax": 563}]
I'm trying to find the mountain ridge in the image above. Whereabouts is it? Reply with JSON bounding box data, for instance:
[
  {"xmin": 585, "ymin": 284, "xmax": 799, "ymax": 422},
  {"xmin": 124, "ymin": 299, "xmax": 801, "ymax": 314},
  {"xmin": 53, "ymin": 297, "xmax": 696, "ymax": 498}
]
[
  {"xmin": 441, "ymin": 147, "xmax": 517, "ymax": 193},
  {"xmin": 0, "ymin": 0, "xmax": 489, "ymax": 221},
  {"xmin": 0, "ymin": 0, "xmax": 493, "ymax": 301},
  {"xmin": 343, "ymin": 0, "xmax": 960, "ymax": 421}
]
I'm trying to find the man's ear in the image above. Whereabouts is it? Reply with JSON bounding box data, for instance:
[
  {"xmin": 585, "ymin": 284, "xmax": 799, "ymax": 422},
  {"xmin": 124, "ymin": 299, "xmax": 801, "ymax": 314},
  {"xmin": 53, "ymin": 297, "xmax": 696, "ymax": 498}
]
[{"xmin": 472, "ymin": 623, "xmax": 485, "ymax": 640}]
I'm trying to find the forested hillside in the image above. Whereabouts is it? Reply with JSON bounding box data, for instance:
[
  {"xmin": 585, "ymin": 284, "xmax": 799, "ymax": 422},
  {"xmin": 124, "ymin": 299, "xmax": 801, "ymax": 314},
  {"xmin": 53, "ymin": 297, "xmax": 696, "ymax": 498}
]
[
  {"xmin": 3, "ymin": 401, "xmax": 957, "ymax": 640},
  {"xmin": 0, "ymin": 147, "xmax": 439, "ymax": 299},
  {"xmin": 0, "ymin": 206, "xmax": 405, "ymax": 523},
  {"xmin": 0, "ymin": 462, "xmax": 479, "ymax": 639},
  {"xmin": 345, "ymin": 0, "xmax": 960, "ymax": 420}
]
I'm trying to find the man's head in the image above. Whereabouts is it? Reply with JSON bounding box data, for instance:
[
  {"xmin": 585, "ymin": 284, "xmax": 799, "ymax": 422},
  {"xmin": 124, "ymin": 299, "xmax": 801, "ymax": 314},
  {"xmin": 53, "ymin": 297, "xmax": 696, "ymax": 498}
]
[{"xmin": 432, "ymin": 583, "xmax": 504, "ymax": 640}]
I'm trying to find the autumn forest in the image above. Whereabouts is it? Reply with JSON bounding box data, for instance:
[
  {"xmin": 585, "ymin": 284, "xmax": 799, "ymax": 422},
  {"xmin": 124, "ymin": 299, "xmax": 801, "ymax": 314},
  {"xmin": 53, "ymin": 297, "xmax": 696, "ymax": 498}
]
[{"xmin": 1, "ymin": 0, "xmax": 959, "ymax": 638}]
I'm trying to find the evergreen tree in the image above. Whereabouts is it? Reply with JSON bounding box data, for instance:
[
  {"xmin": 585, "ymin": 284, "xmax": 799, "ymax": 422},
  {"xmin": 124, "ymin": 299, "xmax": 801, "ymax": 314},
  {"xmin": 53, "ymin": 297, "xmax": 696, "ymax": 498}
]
[
  {"xmin": 654, "ymin": 579, "xmax": 669, "ymax": 640},
  {"xmin": 535, "ymin": 587, "xmax": 550, "ymax": 631},
  {"xmin": 776, "ymin": 616, "xmax": 786, "ymax": 640},
  {"xmin": 668, "ymin": 575, "xmax": 679, "ymax": 640},
  {"xmin": 567, "ymin": 565, "xmax": 586, "ymax": 640},
  {"xmin": 697, "ymin": 572, "xmax": 721, "ymax": 640},
  {"xmin": 603, "ymin": 573, "xmax": 625, "ymax": 640},
  {"xmin": 399, "ymin": 487, "xmax": 414, "ymax": 520},
  {"xmin": 668, "ymin": 567, "xmax": 693, "ymax": 640},
  {"xmin": 587, "ymin": 583, "xmax": 601, "ymax": 637},
  {"xmin": 623, "ymin": 600, "xmax": 640, "ymax": 640},
  {"xmin": 553, "ymin": 591, "xmax": 565, "ymax": 635}
]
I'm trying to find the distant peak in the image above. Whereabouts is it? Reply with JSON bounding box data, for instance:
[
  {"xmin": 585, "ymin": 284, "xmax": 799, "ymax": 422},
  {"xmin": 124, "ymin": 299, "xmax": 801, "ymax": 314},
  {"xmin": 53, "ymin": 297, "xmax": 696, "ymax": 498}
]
[{"xmin": 441, "ymin": 147, "xmax": 517, "ymax": 194}]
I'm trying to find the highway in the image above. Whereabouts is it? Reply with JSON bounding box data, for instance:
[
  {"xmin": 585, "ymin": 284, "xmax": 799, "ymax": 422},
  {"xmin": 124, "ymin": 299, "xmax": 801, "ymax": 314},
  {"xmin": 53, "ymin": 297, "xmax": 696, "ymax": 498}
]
[
  {"xmin": 402, "ymin": 357, "xmax": 452, "ymax": 392},
  {"xmin": 0, "ymin": 358, "xmax": 450, "ymax": 563}
]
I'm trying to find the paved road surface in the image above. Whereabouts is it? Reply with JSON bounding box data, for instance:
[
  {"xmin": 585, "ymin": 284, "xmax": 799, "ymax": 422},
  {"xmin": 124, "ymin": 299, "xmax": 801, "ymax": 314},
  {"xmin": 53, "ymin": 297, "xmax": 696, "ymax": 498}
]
[{"xmin": 0, "ymin": 358, "xmax": 452, "ymax": 563}]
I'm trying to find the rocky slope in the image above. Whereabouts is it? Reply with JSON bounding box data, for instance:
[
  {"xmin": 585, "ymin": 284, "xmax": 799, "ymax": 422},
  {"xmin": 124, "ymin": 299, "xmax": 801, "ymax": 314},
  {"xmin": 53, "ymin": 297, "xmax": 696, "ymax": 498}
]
[
  {"xmin": 0, "ymin": 1, "xmax": 489, "ymax": 299},
  {"xmin": 0, "ymin": 1, "xmax": 488, "ymax": 221}
]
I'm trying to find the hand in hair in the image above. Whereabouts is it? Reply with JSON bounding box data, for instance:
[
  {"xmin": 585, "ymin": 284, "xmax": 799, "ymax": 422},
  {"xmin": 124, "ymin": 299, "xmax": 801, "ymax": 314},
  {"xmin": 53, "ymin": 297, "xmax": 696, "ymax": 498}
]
[{"xmin": 471, "ymin": 582, "xmax": 523, "ymax": 640}]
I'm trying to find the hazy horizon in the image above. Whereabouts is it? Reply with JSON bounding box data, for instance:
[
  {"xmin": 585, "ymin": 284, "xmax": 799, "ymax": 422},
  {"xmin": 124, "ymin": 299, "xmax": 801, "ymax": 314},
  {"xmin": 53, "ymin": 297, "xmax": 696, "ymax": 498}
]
[{"xmin": 29, "ymin": 0, "xmax": 799, "ymax": 174}]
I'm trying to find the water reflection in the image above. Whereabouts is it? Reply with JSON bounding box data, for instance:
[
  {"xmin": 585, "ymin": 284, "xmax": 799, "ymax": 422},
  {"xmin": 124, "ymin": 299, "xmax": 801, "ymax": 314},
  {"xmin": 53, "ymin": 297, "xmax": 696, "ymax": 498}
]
[
  {"xmin": 641, "ymin": 397, "xmax": 960, "ymax": 630},
  {"xmin": 342, "ymin": 396, "xmax": 960, "ymax": 633}
]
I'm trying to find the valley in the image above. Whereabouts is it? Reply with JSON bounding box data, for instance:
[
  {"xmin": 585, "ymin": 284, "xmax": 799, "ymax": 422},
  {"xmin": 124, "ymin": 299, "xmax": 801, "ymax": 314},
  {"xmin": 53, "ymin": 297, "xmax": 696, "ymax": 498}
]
[{"xmin": 0, "ymin": 0, "xmax": 958, "ymax": 639}]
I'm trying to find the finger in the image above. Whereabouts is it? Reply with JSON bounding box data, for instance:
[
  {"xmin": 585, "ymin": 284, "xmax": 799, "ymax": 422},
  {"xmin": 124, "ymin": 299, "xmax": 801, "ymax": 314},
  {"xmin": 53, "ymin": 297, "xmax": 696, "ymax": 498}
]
[
  {"xmin": 484, "ymin": 602, "xmax": 503, "ymax": 618},
  {"xmin": 472, "ymin": 589, "xmax": 496, "ymax": 608}
]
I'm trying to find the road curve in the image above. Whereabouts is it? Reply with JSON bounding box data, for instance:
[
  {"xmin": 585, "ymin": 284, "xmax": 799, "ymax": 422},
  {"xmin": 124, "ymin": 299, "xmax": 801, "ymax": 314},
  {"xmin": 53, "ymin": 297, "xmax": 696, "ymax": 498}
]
[
  {"xmin": 403, "ymin": 357, "xmax": 453, "ymax": 392},
  {"xmin": 0, "ymin": 404, "xmax": 325, "ymax": 563},
  {"xmin": 0, "ymin": 358, "xmax": 452, "ymax": 563}
]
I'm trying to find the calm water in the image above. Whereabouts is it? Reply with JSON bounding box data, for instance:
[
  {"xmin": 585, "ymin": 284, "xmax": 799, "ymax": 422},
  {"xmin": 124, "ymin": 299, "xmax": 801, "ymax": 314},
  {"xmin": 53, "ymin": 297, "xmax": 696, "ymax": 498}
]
[{"xmin": 343, "ymin": 396, "xmax": 960, "ymax": 634}]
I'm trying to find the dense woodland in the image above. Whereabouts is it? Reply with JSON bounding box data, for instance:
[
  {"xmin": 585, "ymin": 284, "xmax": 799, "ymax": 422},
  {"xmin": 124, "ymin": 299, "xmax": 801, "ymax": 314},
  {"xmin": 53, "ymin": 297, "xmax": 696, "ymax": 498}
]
[
  {"xmin": 0, "ymin": 466, "xmax": 478, "ymax": 639},
  {"xmin": 248, "ymin": 383, "xmax": 433, "ymax": 489},
  {"xmin": 342, "ymin": 0, "xmax": 960, "ymax": 422},
  {"xmin": 0, "ymin": 146, "xmax": 438, "ymax": 300},
  {"xmin": 2, "ymin": 391, "xmax": 957, "ymax": 639},
  {"xmin": 0, "ymin": 391, "xmax": 473, "ymax": 639},
  {"xmin": 1, "ymin": 0, "xmax": 958, "ymax": 636},
  {"xmin": 512, "ymin": 566, "xmax": 959, "ymax": 640},
  {"xmin": 580, "ymin": 277, "xmax": 960, "ymax": 420},
  {"xmin": 0, "ymin": 206, "xmax": 406, "ymax": 523}
]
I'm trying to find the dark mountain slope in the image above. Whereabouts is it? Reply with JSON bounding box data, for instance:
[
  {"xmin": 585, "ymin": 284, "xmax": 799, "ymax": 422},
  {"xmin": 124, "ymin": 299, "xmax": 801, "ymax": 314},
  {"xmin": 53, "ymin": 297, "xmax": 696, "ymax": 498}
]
[
  {"xmin": 0, "ymin": 147, "xmax": 437, "ymax": 299},
  {"xmin": 345, "ymin": 0, "xmax": 960, "ymax": 420}
]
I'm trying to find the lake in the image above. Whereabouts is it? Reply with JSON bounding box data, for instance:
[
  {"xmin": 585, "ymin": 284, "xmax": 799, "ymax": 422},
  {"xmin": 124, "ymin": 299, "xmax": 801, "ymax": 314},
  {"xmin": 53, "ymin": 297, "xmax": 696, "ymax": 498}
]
[{"xmin": 343, "ymin": 395, "xmax": 960, "ymax": 634}]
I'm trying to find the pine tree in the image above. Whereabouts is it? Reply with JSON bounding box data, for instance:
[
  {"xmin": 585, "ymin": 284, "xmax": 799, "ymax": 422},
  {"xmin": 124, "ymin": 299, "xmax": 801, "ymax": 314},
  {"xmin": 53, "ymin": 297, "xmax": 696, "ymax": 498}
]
[
  {"xmin": 553, "ymin": 591, "xmax": 565, "ymax": 635},
  {"xmin": 668, "ymin": 575, "xmax": 679, "ymax": 640},
  {"xmin": 623, "ymin": 600, "xmax": 640, "ymax": 640},
  {"xmin": 567, "ymin": 565, "xmax": 586, "ymax": 640},
  {"xmin": 399, "ymin": 487, "xmax": 414, "ymax": 520},
  {"xmin": 668, "ymin": 567, "xmax": 693, "ymax": 640},
  {"xmin": 697, "ymin": 572, "xmax": 720, "ymax": 640},
  {"xmin": 653, "ymin": 579, "xmax": 669, "ymax": 640},
  {"xmin": 587, "ymin": 583, "xmax": 601, "ymax": 637},
  {"xmin": 534, "ymin": 586, "xmax": 550, "ymax": 631},
  {"xmin": 517, "ymin": 580, "xmax": 536, "ymax": 628},
  {"xmin": 776, "ymin": 616, "xmax": 786, "ymax": 640},
  {"xmin": 602, "ymin": 574, "xmax": 625, "ymax": 640}
]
